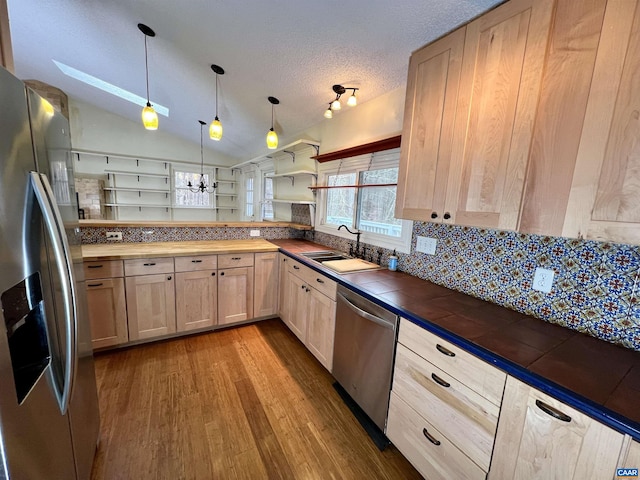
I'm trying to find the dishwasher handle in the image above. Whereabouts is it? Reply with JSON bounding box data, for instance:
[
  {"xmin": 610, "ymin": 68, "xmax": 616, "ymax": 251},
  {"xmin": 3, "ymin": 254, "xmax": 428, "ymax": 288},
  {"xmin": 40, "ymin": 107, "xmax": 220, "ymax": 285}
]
[{"xmin": 338, "ymin": 292, "xmax": 395, "ymax": 330}]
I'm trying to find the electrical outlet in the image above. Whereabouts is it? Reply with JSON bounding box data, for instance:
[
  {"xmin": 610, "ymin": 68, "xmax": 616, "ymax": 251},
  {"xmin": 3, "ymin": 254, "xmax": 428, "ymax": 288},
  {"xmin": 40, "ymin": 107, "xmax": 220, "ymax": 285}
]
[
  {"xmin": 250, "ymin": 229, "xmax": 261, "ymax": 237},
  {"xmin": 533, "ymin": 267, "xmax": 555, "ymax": 293},
  {"xmin": 106, "ymin": 231, "xmax": 122, "ymax": 241},
  {"xmin": 416, "ymin": 236, "xmax": 437, "ymax": 255}
]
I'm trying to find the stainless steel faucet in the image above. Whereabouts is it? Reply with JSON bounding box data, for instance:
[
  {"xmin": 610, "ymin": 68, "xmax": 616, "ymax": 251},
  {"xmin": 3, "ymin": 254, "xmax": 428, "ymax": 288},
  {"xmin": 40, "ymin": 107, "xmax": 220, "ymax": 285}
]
[{"xmin": 338, "ymin": 224, "xmax": 362, "ymax": 258}]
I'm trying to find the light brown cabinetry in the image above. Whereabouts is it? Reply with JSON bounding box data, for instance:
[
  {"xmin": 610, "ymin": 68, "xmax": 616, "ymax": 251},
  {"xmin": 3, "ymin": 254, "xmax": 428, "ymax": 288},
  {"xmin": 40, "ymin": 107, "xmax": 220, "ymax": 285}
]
[
  {"xmin": 218, "ymin": 253, "xmax": 254, "ymax": 325},
  {"xmin": 387, "ymin": 318, "xmax": 506, "ymax": 480},
  {"xmin": 84, "ymin": 260, "xmax": 127, "ymax": 349},
  {"xmin": 278, "ymin": 254, "xmax": 290, "ymax": 324},
  {"xmin": 254, "ymin": 252, "xmax": 279, "ymax": 318},
  {"xmin": 396, "ymin": 0, "xmax": 554, "ymax": 230},
  {"xmin": 619, "ymin": 438, "xmax": 640, "ymax": 472},
  {"xmin": 283, "ymin": 258, "xmax": 337, "ymax": 371},
  {"xmin": 124, "ymin": 257, "xmax": 176, "ymax": 341},
  {"xmin": 490, "ymin": 376, "xmax": 624, "ymax": 479},
  {"xmin": 175, "ymin": 255, "xmax": 218, "ymax": 332}
]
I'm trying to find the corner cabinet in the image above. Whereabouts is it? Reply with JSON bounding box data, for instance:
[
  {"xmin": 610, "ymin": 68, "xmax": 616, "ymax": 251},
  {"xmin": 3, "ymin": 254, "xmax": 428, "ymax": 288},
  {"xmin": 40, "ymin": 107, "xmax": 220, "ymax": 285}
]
[
  {"xmin": 489, "ymin": 376, "xmax": 625, "ymax": 479},
  {"xmin": 396, "ymin": 0, "xmax": 554, "ymax": 230}
]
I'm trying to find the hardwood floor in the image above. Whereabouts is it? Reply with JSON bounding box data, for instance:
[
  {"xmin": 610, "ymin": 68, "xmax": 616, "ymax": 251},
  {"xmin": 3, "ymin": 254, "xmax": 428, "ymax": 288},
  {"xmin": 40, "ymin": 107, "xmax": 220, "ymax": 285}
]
[{"xmin": 90, "ymin": 319, "xmax": 422, "ymax": 480}]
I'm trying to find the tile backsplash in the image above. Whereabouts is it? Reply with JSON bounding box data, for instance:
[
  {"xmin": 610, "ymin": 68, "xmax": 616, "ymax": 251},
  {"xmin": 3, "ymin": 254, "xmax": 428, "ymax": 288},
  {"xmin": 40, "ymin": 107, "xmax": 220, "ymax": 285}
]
[{"xmin": 309, "ymin": 223, "xmax": 640, "ymax": 352}]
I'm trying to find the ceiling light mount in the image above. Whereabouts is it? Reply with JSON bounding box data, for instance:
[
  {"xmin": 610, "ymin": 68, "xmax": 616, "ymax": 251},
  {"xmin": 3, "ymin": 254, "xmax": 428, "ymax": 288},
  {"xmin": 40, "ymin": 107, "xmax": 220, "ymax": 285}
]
[
  {"xmin": 188, "ymin": 120, "xmax": 217, "ymax": 193},
  {"xmin": 266, "ymin": 96, "xmax": 279, "ymax": 149},
  {"xmin": 138, "ymin": 23, "xmax": 158, "ymax": 130},
  {"xmin": 326, "ymin": 84, "xmax": 359, "ymax": 118},
  {"xmin": 209, "ymin": 64, "xmax": 225, "ymax": 141}
]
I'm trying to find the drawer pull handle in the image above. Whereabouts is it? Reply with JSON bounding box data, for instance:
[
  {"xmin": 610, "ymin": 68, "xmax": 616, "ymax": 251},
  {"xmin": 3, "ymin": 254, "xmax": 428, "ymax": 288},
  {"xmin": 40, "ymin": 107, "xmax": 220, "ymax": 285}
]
[
  {"xmin": 431, "ymin": 373, "xmax": 450, "ymax": 388},
  {"xmin": 316, "ymin": 278, "xmax": 325, "ymax": 284},
  {"xmin": 191, "ymin": 260, "xmax": 203, "ymax": 263},
  {"xmin": 422, "ymin": 428, "xmax": 441, "ymax": 446},
  {"xmin": 535, "ymin": 400, "xmax": 571, "ymax": 423},
  {"xmin": 293, "ymin": 265, "xmax": 300, "ymax": 270},
  {"xmin": 436, "ymin": 344, "xmax": 455, "ymax": 357},
  {"xmin": 87, "ymin": 265, "xmax": 103, "ymax": 269},
  {"xmin": 143, "ymin": 262, "xmax": 156, "ymax": 266},
  {"xmin": 87, "ymin": 282, "xmax": 103, "ymax": 287},
  {"xmin": 231, "ymin": 257, "xmax": 241, "ymax": 260}
]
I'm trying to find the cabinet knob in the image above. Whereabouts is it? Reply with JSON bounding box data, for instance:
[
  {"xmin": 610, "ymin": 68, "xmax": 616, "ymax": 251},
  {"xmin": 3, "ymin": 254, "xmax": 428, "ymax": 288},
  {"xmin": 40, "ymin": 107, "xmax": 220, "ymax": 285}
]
[
  {"xmin": 167, "ymin": 276, "xmax": 172, "ymax": 280},
  {"xmin": 220, "ymin": 272, "xmax": 225, "ymax": 276},
  {"xmin": 301, "ymin": 285, "xmax": 305, "ymax": 290},
  {"xmin": 316, "ymin": 278, "xmax": 324, "ymax": 284},
  {"xmin": 443, "ymin": 212, "xmax": 451, "ymax": 220},
  {"xmin": 305, "ymin": 287, "xmax": 310, "ymax": 292},
  {"xmin": 211, "ymin": 272, "xmax": 216, "ymax": 276},
  {"xmin": 430, "ymin": 212, "xmax": 438, "ymax": 219},
  {"xmin": 293, "ymin": 265, "xmax": 300, "ymax": 270}
]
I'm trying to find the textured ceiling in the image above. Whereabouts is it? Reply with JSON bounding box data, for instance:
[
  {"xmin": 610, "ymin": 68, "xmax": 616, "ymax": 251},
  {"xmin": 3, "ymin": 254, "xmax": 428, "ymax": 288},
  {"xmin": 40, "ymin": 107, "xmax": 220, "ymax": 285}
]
[{"xmin": 7, "ymin": 0, "xmax": 502, "ymax": 161}]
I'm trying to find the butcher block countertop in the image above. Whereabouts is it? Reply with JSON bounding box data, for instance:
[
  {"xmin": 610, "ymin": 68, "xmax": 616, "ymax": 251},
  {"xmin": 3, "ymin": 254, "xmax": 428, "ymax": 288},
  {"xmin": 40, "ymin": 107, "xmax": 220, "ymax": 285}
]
[
  {"xmin": 272, "ymin": 239, "xmax": 640, "ymax": 441},
  {"xmin": 81, "ymin": 239, "xmax": 279, "ymax": 261}
]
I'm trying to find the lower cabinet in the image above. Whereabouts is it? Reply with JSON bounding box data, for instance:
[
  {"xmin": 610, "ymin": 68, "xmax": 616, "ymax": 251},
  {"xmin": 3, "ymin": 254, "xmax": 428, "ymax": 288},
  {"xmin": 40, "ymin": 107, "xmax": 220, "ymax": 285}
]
[
  {"xmin": 278, "ymin": 253, "xmax": 290, "ymax": 324},
  {"xmin": 306, "ymin": 287, "xmax": 336, "ymax": 371},
  {"xmin": 85, "ymin": 277, "xmax": 128, "ymax": 349},
  {"xmin": 218, "ymin": 265, "xmax": 254, "ymax": 325},
  {"xmin": 125, "ymin": 272, "xmax": 176, "ymax": 341},
  {"xmin": 254, "ymin": 252, "xmax": 279, "ymax": 318},
  {"xmin": 489, "ymin": 376, "xmax": 625, "ymax": 480},
  {"xmin": 175, "ymin": 270, "xmax": 217, "ymax": 331}
]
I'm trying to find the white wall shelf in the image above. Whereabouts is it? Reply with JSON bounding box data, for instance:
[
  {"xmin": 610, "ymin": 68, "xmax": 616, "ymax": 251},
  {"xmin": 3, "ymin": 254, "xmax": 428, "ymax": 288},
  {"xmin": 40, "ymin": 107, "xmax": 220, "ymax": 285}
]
[{"xmin": 271, "ymin": 199, "xmax": 316, "ymax": 205}]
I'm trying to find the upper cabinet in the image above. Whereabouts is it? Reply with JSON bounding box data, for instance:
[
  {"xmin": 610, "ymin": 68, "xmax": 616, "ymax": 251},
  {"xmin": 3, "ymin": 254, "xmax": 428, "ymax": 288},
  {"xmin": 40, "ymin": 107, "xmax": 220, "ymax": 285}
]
[{"xmin": 396, "ymin": 0, "xmax": 554, "ymax": 230}]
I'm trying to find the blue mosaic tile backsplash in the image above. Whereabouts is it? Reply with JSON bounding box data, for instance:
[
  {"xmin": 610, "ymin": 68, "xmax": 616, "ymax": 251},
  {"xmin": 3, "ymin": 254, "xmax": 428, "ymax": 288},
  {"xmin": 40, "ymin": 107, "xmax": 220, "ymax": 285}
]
[{"xmin": 310, "ymin": 223, "xmax": 640, "ymax": 352}]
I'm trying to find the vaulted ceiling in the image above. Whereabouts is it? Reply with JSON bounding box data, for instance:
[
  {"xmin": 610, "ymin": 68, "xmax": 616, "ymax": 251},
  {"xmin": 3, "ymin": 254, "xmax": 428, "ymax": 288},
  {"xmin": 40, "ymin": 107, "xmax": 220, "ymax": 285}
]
[{"xmin": 7, "ymin": 0, "xmax": 502, "ymax": 161}]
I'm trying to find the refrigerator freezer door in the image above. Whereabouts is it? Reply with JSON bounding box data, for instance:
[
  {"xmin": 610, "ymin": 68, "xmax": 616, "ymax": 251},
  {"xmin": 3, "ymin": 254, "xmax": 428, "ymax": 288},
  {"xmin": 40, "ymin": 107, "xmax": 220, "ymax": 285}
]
[
  {"xmin": 0, "ymin": 66, "xmax": 77, "ymax": 479},
  {"xmin": 27, "ymin": 88, "xmax": 100, "ymax": 480}
]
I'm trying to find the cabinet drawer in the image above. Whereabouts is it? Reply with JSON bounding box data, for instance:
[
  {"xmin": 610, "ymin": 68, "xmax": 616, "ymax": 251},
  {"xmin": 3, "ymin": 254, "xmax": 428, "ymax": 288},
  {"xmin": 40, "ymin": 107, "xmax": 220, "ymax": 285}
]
[
  {"xmin": 392, "ymin": 343, "xmax": 499, "ymax": 471},
  {"xmin": 83, "ymin": 260, "xmax": 124, "ymax": 279},
  {"xmin": 387, "ymin": 392, "xmax": 485, "ymax": 480},
  {"xmin": 174, "ymin": 255, "xmax": 217, "ymax": 272},
  {"xmin": 124, "ymin": 257, "xmax": 174, "ymax": 276},
  {"xmin": 399, "ymin": 318, "xmax": 506, "ymax": 406},
  {"xmin": 218, "ymin": 253, "xmax": 254, "ymax": 269},
  {"xmin": 287, "ymin": 257, "xmax": 306, "ymax": 276},
  {"xmin": 288, "ymin": 258, "xmax": 336, "ymax": 300}
]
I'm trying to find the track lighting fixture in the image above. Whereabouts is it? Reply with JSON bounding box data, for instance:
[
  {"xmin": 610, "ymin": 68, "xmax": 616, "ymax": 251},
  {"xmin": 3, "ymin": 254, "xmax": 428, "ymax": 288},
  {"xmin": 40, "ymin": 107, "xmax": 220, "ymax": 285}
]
[
  {"xmin": 209, "ymin": 64, "xmax": 224, "ymax": 141},
  {"xmin": 138, "ymin": 23, "xmax": 158, "ymax": 130},
  {"xmin": 187, "ymin": 120, "xmax": 217, "ymax": 193},
  {"xmin": 266, "ymin": 96, "xmax": 279, "ymax": 149},
  {"xmin": 324, "ymin": 84, "xmax": 359, "ymax": 118}
]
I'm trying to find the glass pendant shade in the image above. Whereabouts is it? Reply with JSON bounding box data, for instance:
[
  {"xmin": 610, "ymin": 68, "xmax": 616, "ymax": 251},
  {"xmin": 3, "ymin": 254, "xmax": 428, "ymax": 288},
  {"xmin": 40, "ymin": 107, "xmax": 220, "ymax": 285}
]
[
  {"xmin": 266, "ymin": 128, "xmax": 278, "ymax": 149},
  {"xmin": 210, "ymin": 117, "xmax": 223, "ymax": 141},
  {"xmin": 347, "ymin": 92, "xmax": 357, "ymax": 107},
  {"xmin": 324, "ymin": 107, "xmax": 333, "ymax": 119},
  {"xmin": 142, "ymin": 103, "xmax": 158, "ymax": 130},
  {"xmin": 331, "ymin": 98, "xmax": 341, "ymax": 110}
]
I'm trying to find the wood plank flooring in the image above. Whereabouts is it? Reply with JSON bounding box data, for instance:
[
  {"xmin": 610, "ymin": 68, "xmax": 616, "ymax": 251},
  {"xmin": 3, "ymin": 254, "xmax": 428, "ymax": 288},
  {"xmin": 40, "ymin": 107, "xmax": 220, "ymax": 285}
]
[{"xmin": 90, "ymin": 319, "xmax": 422, "ymax": 480}]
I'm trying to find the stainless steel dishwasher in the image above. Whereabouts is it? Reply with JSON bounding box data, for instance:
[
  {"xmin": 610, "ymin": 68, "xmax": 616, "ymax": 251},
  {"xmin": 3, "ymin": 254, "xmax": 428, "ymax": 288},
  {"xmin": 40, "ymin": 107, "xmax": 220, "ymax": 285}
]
[{"xmin": 332, "ymin": 285, "xmax": 399, "ymax": 433}]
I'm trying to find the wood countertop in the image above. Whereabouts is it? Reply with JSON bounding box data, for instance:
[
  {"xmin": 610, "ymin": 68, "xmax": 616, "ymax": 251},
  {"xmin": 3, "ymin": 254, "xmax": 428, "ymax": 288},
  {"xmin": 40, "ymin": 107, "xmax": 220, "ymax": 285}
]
[
  {"xmin": 79, "ymin": 220, "xmax": 312, "ymax": 230},
  {"xmin": 82, "ymin": 239, "xmax": 279, "ymax": 260},
  {"xmin": 271, "ymin": 239, "xmax": 640, "ymax": 440}
]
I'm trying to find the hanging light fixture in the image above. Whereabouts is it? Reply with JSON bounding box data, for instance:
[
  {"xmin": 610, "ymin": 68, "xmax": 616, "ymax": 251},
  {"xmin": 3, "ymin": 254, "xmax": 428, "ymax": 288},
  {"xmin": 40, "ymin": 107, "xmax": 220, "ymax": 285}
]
[
  {"xmin": 209, "ymin": 64, "xmax": 224, "ymax": 141},
  {"xmin": 324, "ymin": 84, "xmax": 359, "ymax": 118},
  {"xmin": 187, "ymin": 120, "xmax": 217, "ymax": 193},
  {"xmin": 138, "ymin": 23, "xmax": 158, "ymax": 130},
  {"xmin": 266, "ymin": 96, "xmax": 279, "ymax": 149}
]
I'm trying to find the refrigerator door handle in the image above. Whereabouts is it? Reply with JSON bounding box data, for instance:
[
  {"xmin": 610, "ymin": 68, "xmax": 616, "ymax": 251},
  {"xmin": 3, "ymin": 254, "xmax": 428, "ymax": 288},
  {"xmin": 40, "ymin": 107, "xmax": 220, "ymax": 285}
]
[{"xmin": 29, "ymin": 171, "xmax": 77, "ymax": 415}]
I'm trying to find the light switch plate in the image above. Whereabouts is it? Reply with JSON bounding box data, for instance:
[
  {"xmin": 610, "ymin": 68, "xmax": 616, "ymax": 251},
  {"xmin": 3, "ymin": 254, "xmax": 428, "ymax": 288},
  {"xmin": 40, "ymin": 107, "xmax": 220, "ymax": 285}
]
[
  {"xmin": 250, "ymin": 229, "xmax": 261, "ymax": 237},
  {"xmin": 533, "ymin": 267, "xmax": 555, "ymax": 293},
  {"xmin": 416, "ymin": 236, "xmax": 437, "ymax": 255}
]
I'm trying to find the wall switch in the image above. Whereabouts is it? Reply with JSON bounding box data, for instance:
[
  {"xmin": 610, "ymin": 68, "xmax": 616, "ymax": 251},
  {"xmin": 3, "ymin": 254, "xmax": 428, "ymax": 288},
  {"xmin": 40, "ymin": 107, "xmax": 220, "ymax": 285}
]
[
  {"xmin": 533, "ymin": 267, "xmax": 555, "ymax": 293},
  {"xmin": 250, "ymin": 229, "xmax": 261, "ymax": 237},
  {"xmin": 106, "ymin": 231, "xmax": 122, "ymax": 241},
  {"xmin": 416, "ymin": 236, "xmax": 437, "ymax": 255}
]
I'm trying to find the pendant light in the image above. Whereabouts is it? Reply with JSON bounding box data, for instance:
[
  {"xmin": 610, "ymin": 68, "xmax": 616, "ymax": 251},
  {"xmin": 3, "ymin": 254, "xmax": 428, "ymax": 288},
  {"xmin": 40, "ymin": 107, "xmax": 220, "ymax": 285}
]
[
  {"xmin": 324, "ymin": 84, "xmax": 359, "ymax": 118},
  {"xmin": 266, "ymin": 96, "xmax": 279, "ymax": 149},
  {"xmin": 347, "ymin": 88, "xmax": 358, "ymax": 107},
  {"xmin": 138, "ymin": 23, "xmax": 158, "ymax": 130},
  {"xmin": 324, "ymin": 104, "xmax": 333, "ymax": 119},
  {"xmin": 209, "ymin": 64, "xmax": 224, "ymax": 141},
  {"xmin": 187, "ymin": 120, "xmax": 217, "ymax": 193}
]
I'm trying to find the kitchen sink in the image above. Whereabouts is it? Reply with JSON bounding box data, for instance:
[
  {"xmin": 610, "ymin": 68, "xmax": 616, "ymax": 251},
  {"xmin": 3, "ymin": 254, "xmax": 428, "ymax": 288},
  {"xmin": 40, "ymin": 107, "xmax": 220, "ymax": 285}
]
[{"xmin": 300, "ymin": 250, "xmax": 353, "ymax": 263}]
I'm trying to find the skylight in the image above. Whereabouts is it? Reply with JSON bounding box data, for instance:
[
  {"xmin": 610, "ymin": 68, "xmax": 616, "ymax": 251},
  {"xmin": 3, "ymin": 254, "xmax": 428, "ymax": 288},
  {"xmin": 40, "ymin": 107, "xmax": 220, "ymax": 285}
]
[{"xmin": 53, "ymin": 60, "xmax": 169, "ymax": 117}]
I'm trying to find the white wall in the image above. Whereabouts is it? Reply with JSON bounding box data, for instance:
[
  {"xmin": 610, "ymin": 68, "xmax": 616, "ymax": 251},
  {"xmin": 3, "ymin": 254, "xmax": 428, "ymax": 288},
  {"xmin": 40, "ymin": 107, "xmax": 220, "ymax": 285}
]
[{"xmin": 68, "ymin": 97, "xmax": 236, "ymax": 166}]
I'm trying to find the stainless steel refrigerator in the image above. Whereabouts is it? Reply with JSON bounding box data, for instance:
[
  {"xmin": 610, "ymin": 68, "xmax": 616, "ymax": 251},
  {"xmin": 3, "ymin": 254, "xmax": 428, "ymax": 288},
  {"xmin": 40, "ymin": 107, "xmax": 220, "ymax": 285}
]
[{"xmin": 0, "ymin": 65, "xmax": 100, "ymax": 479}]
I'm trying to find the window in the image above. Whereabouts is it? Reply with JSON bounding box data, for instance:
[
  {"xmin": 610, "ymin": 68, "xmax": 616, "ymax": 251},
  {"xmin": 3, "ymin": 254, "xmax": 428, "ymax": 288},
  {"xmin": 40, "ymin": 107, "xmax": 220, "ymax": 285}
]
[
  {"xmin": 262, "ymin": 175, "xmax": 274, "ymax": 220},
  {"xmin": 245, "ymin": 174, "xmax": 254, "ymax": 218},
  {"xmin": 316, "ymin": 149, "xmax": 411, "ymax": 253},
  {"xmin": 174, "ymin": 170, "xmax": 211, "ymax": 207}
]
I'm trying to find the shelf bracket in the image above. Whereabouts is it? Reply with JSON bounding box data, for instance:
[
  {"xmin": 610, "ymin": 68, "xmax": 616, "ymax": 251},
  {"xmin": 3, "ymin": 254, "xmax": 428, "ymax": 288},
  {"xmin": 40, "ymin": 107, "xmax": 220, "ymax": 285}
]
[
  {"xmin": 136, "ymin": 159, "xmax": 139, "ymax": 167},
  {"xmin": 106, "ymin": 155, "xmax": 109, "ymax": 165},
  {"xmin": 283, "ymin": 150, "xmax": 295, "ymax": 163},
  {"xmin": 76, "ymin": 152, "xmax": 81, "ymax": 162},
  {"xmin": 305, "ymin": 144, "xmax": 320, "ymax": 156},
  {"xmin": 285, "ymin": 176, "xmax": 295, "ymax": 186}
]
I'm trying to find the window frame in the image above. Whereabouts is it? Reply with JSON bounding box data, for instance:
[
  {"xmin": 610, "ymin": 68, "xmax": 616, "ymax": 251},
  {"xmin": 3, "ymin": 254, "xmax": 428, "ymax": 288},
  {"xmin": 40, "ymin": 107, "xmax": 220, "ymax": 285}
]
[
  {"xmin": 172, "ymin": 166, "xmax": 214, "ymax": 208},
  {"xmin": 315, "ymin": 150, "xmax": 412, "ymax": 253}
]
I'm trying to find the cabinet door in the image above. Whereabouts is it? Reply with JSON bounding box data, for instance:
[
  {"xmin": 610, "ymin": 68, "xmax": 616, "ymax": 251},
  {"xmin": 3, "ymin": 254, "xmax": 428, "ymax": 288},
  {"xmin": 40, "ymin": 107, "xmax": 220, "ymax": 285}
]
[
  {"xmin": 125, "ymin": 273, "xmax": 176, "ymax": 341},
  {"xmin": 218, "ymin": 267, "xmax": 254, "ymax": 325},
  {"xmin": 254, "ymin": 252, "xmax": 279, "ymax": 318},
  {"xmin": 619, "ymin": 438, "xmax": 640, "ymax": 472},
  {"xmin": 306, "ymin": 288, "xmax": 336, "ymax": 372},
  {"xmin": 395, "ymin": 26, "xmax": 465, "ymax": 222},
  {"xmin": 175, "ymin": 270, "xmax": 217, "ymax": 332},
  {"xmin": 449, "ymin": 0, "xmax": 554, "ymax": 230},
  {"xmin": 278, "ymin": 254, "xmax": 290, "ymax": 325},
  {"xmin": 286, "ymin": 273, "xmax": 308, "ymax": 343},
  {"xmin": 86, "ymin": 277, "xmax": 128, "ymax": 349},
  {"xmin": 563, "ymin": 0, "xmax": 640, "ymax": 244},
  {"xmin": 490, "ymin": 376, "xmax": 624, "ymax": 480}
]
